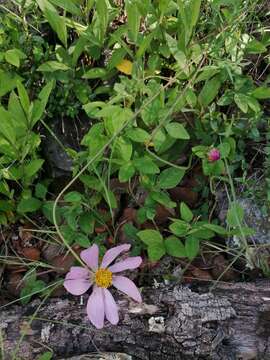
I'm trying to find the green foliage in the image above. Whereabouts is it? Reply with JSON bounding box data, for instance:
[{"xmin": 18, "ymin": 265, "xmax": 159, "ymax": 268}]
[
  {"xmin": 0, "ymin": 0, "xmax": 268, "ymax": 276},
  {"xmin": 20, "ymin": 270, "xmax": 46, "ymax": 304}
]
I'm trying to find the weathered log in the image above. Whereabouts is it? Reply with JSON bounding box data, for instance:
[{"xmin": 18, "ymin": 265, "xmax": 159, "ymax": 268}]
[{"xmin": 1, "ymin": 281, "xmax": 270, "ymax": 360}]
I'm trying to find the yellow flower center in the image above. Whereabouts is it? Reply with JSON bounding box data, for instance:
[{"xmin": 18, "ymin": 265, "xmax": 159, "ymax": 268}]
[{"xmin": 94, "ymin": 268, "xmax": 112, "ymax": 288}]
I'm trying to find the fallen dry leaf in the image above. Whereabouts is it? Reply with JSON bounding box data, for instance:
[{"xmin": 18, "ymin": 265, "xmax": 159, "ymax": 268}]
[
  {"xmin": 116, "ymin": 59, "xmax": 133, "ymax": 75},
  {"xmin": 21, "ymin": 247, "xmax": 41, "ymax": 261}
]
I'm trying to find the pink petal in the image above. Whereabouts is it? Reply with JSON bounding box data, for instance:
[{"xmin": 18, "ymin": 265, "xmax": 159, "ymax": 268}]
[
  {"xmin": 101, "ymin": 244, "xmax": 131, "ymax": 268},
  {"xmin": 103, "ymin": 288, "xmax": 119, "ymax": 325},
  {"xmin": 113, "ymin": 275, "xmax": 142, "ymax": 303},
  {"xmin": 80, "ymin": 244, "xmax": 99, "ymax": 270},
  {"xmin": 87, "ymin": 286, "xmax": 105, "ymax": 329},
  {"xmin": 109, "ymin": 256, "xmax": 142, "ymax": 273},
  {"xmin": 64, "ymin": 266, "xmax": 91, "ymax": 296}
]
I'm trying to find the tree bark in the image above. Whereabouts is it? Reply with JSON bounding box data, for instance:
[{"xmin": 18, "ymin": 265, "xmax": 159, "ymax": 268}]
[{"xmin": 1, "ymin": 281, "xmax": 270, "ymax": 360}]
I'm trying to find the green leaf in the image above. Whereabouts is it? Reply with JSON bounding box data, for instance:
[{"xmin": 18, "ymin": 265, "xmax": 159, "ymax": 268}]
[
  {"xmin": 0, "ymin": 107, "xmax": 16, "ymax": 144},
  {"xmin": 126, "ymin": 0, "xmax": 140, "ymax": 43},
  {"xmin": 35, "ymin": 183, "xmax": 48, "ymax": 200},
  {"xmin": 32, "ymin": 80, "xmax": 54, "ymax": 125},
  {"xmin": 180, "ymin": 202, "xmax": 193, "ymax": 222},
  {"xmin": 246, "ymin": 39, "xmax": 267, "ymax": 54},
  {"xmin": 17, "ymin": 82, "xmax": 30, "ymax": 114},
  {"xmin": 246, "ymin": 96, "xmax": 260, "ymax": 113},
  {"xmin": 82, "ymin": 68, "xmax": 107, "ymax": 79},
  {"xmin": 5, "ymin": 49, "xmax": 26, "ymax": 67},
  {"xmin": 133, "ymin": 157, "xmax": 160, "ymax": 174},
  {"xmin": 64, "ymin": 191, "xmax": 82, "ymax": 202},
  {"xmin": 49, "ymin": 0, "xmax": 81, "ymax": 15},
  {"xmin": 104, "ymin": 190, "xmax": 117, "ymax": 209},
  {"xmin": 37, "ymin": 61, "xmax": 70, "ymax": 72},
  {"xmin": 151, "ymin": 191, "xmax": 176, "ymax": 208},
  {"xmin": 185, "ymin": 88, "xmax": 197, "ymax": 107},
  {"xmin": 8, "ymin": 91, "xmax": 28, "ymax": 130},
  {"xmin": 188, "ymin": 226, "xmax": 215, "ymax": 239},
  {"xmin": 165, "ymin": 122, "xmax": 190, "ymax": 140},
  {"xmin": 148, "ymin": 244, "xmax": 166, "ymax": 261},
  {"xmin": 252, "ymin": 87, "xmax": 270, "ymax": 99},
  {"xmin": 165, "ymin": 33, "xmax": 186, "ymax": 68},
  {"xmin": 24, "ymin": 159, "xmax": 44, "ymax": 178},
  {"xmin": 169, "ymin": 220, "xmax": 189, "ymax": 236},
  {"xmin": 0, "ymin": 70, "xmax": 23, "ymax": 97},
  {"xmin": 126, "ymin": 128, "xmax": 150, "ymax": 143},
  {"xmin": 137, "ymin": 229, "xmax": 163, "ymax": 247},
  {"xmin": 119, "ymin": 162, "xmax": 135, "ymax": 182},
  {"xmin": 136, "ymin": 32, "xmax": 155, "ymax": 58},
  {"xmin": 234, "ymin": 94, "xmax": 248, "ymax": 113},
  {"xmin": 190, "ymin": 0, "xmax": 202, "ymax": 29},
  {"xmin": 17, "ymin": 198, "xmax": 42, "ymax": 213},
  {"xmin": 37, "ymin": 352, "xmax": 53, "ymax": 360},
  {"xmin": 202, "ymin": 159, "xmax": 225, "ymax": 176},
  {"xmin": 37, "ymin": 0, "xmax": 67, "ymax": 47},
  {"xmin": 96, "ymin": 0, "xmax": 108, "ymax": 43},
  {"xmin": 158, "ymin": 168, "xmax": 185, "ymax": 189},
  {"xmin": 185, "ymin": 236, "xmax": 200, "ymax": 260},
  {"xmin": 165, "ymin": 236, "xmax": 186, "ymax": 258},
  {"xmin": 227, "ymin": 202, "xmax": 244, "ymax": 227},
  {"xmin": 198, "ymin": 75, "xmax": 221, "ymax": 107},
  {"xmin": 42, "ymin": 201, "xmax": 62, "ymax": 224},
  {"xmin": 203, "ymin": 223, "xmax": 227, "ymax": 235},
  {"xmin": 79, "ymin": 212, "xmax": 94, "ymax": 234},
  {"xmin": 75, "ymin": 233, "xmax": 91, "ymax": 248}
]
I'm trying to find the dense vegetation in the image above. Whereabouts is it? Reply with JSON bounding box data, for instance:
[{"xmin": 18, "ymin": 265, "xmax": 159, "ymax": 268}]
[{"xmin": 0, "ymin": 0, "xmax": 270, "ymax": 313}]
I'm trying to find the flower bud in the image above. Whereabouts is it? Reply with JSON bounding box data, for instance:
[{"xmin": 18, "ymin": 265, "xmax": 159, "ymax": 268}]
[{"xmin": 208, "ymin": 148, "xmax": 220, "ymax": 162}]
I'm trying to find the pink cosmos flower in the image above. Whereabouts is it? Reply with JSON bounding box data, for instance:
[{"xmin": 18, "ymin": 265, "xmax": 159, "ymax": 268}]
[
  {"xmin": 208, "ymin": 148, "xmax": 220, "ymax": 162},
  {"xmin": 64, "ymin": 244, "xmax": 142, "ymax": 329}
]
